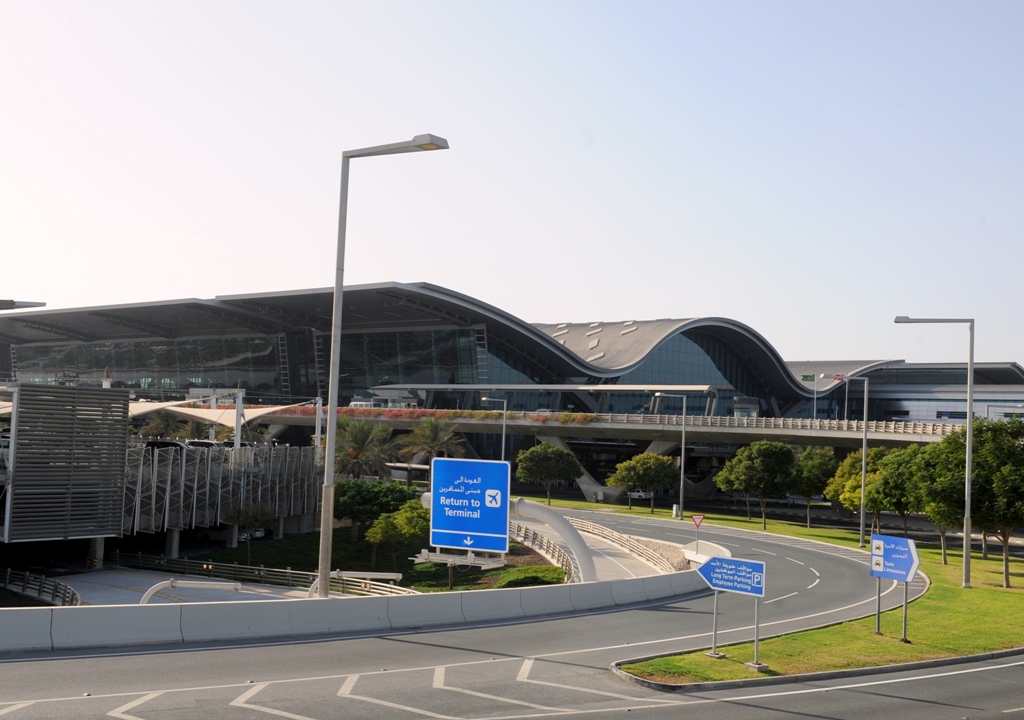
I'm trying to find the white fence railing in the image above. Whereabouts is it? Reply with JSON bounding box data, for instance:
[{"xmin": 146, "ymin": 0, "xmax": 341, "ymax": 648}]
[
  {"xmin": 509, "ymin": 522, "xmax": 576, "ymax": 583},
  {"xmin": 1, "ymin": 568, "xmax": 80, "ymax": 606},
  {"xmin": 565, "ymin": 518, "xmax": 677, "ymax": 574},
  {"xmin": 114, "ymin": 551, "xmax": 418, "ymax": 597}
]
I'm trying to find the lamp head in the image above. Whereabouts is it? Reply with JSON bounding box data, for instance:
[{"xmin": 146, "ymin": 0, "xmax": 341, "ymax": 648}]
[{"xmin": 413, "ymin": 134, "xmax": 449, "ymax": 151}]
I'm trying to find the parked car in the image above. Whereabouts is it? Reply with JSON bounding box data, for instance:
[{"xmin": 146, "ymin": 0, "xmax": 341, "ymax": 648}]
[{"xmin": 628, "ymin": 489, "xmax": 653, "ymax": 500}]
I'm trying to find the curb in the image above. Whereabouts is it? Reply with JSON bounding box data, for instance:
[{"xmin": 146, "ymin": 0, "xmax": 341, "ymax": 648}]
[{"xmin": 611, "ymin": 645, "xmax": 1024, "ymax": 693}]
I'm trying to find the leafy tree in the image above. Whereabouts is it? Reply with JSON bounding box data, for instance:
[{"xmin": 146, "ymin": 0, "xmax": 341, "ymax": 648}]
[
  {"xmin": 792, "ymin": 447, "xmax": 838, "ymax": 528},
  {"xmin": 400, "ymin": 417, "xmax": 467, "ymax": 482},
  {"xmin": 332, "ymin": 479, "xmax": 419, "ymax": 542},
  {"xmin": 933, "ymin": 418, "xmax": 1024, "ymax": 587},
  {"xmin": 141, "ymin": 410, "xmax": 187, "ymax": 439},
  {"xmin": 335, "ymin": 418, "xmax": 397, "ymax": 481},
  {"xmin": 365, "ymin": 513, "xmax": 403, "ymax": 571},
  {"xmin": 874, "ymin": 445, "xmax": 925, "ymax": 536},
  {"xmin": 715, "ymin": 441, "xmax": 794, "ymax": 529},
  {"xmin": 606, "ymin": 453, "xmax": 676, "ymax": 512},
  {"xmin": 365, "ymin": 499, "xmax": 429, "ymax": 571},
  {"xmin": 515, "ymin": 443, "xmax": 584, "ymax": 505},
  {"xmin": 333, "ymin": 479, "xmax": 381, "ymax": 541},
  {"xmin": 915, "ymin": 442, "xmax": 964, "ymax": 565},
  {"xmin": 825, "ymin": 447, "xmax": 890, "ymax": 534}
]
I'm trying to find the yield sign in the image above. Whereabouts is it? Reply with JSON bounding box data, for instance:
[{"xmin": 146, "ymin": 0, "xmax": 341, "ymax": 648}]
[{"xmin": 692, "ymin": 513, "xmax": 705, "ymax": 528}]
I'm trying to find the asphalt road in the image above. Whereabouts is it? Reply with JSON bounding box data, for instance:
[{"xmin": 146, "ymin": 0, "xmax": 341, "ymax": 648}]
[{"xmin": 2, "ymin": 514, "xmax": 1007, "ymax": 720}]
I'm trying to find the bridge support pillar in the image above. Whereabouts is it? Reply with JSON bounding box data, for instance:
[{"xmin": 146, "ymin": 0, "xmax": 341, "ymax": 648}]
[
  {"xmin": 165, "ymin": 528, "xmax": 180, "ymax": 559},
  {"xmin": 88, "ymin": 537, "xmax": 105, "ymax": 569}
]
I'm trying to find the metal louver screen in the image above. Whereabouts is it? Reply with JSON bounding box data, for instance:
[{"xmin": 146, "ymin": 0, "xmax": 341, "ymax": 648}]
[{"xmin": 7, "ymin": 385, "xmax": 129, "ymax": 542}]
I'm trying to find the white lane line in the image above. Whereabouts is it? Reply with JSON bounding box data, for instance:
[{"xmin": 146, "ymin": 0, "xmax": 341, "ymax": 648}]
[
  {"xmin": 763, "ymin": 592, "xmax": 798, "ymax": 605},
  {"xmin": 231, "ymin": 684, "xmax": 319, "ymax": 720},
  {"xmin": 108, "ymin": 693, "xmax": 162, "ymax": 719},
  {"xmin": 433, "ymin": 667, "xmax": 568, "ymax": 712},
  {"xmin": 786, "ymin": 557, "xmax": 805, "ymax": 565},
  {"xmin": 516, "ymin": 658, "xmax": 678, "ymax": 705},
  {"xmin": 808, "ymin": 579, "xmax": 820, "ymax": 589},
  {"xmin": 810, "ymin": 567, "xmax": 820, "ymax": 576},
  {"xmin": 0, "ymin": 705, "xmax": 34, "ymax": 716},
  {"xmin": 588, "ymin": 546, "xmax": 642, "ymax": 578},
  {"xmin": 1004, "ymin": 705, "xmax": 1024, "ymax": 713},
  {"xmin": 749, "ymin": 548, "xmax": 777, "ymax": 555},
  {"xmin": 338, "ymin": 675, "xmax": 457, "ymax": 719}
]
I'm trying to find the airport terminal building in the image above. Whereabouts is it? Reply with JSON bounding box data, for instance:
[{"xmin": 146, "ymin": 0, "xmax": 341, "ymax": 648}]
[{"xmin": 2, "ymin": 282, "xmax": 1023, "ymax": 427}]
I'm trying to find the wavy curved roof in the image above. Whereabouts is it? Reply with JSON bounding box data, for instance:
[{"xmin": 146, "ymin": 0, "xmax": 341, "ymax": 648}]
[{"xmin": 0, "ymin": 280, "xmax": 893, "ymax": 402}]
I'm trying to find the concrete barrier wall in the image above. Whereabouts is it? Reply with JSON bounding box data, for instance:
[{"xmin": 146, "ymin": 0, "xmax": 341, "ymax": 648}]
[
  {"xmin": 51, "ymin": 604, "xmax": 183, "ymax": 649},
  {"xmin": 0, "ymin": 607, "xmax": 53, "ymax": 652},
  {"xmin": 290, "ymin": 596, "xmax": 390, "ymax": 636},
  {"xmin": 0, "ymin": 569, "xmax": 706, "ymax": 652},
  {"xmin": 180, "ymin": 600, "xmax": 293, "ymax": 643},
  {"xmin": 519, "ymin": 583, "xmax": 576, "ymax": 617},
  {"xmin": 387, "ymin": 592, "xmax": 465, "ymax": 629},
  {"xmin": 460, "ymin": 588, "xmax": 524, "ymax": 623}
]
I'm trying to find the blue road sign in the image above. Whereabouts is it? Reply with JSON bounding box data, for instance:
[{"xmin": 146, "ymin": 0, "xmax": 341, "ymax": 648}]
[
  {"xmin": 697, "ymin": 556, "xmax": 766, "ymax": 597},
  {"xmin": 870, "ymin": 534, "xmax": 919, "ymax": 583},
  {"xmin": 430, "ymin": 458, "xmax": 510, "ymax": 553}
]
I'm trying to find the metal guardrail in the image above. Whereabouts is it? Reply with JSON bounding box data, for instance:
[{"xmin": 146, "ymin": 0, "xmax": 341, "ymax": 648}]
[
  {"xmin": 509, "ymin": 522, "xmax": 576, "ymax": 583},
  {"xmin": 113, "ymin": 551, "xmax": 418, "ymax": 597},
  {"xmin": 1, "ymin": 568, "xmax": 80, "ymax": 606},
  {"xmin": 566, "ymin": 518, "xmax": 677, "ymax": 574},
  {"xmin": 556, "ymin": 413, "xmax": 959, "ymax": 437}
]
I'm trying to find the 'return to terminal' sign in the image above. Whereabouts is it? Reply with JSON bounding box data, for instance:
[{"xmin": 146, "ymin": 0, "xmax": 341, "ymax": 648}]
[{"xmin": 430, "ymin": 458, "xmax": 511, "ymax": 553}]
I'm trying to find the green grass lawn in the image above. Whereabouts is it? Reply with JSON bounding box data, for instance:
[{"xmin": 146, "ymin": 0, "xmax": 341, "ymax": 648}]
[{"xmin": 620, "ymin": 515, "xmax": 1024, "ymax": 684}]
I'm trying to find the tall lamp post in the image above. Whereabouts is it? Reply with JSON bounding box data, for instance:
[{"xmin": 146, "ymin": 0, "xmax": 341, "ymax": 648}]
[
  {"xmin": 894, "ymin": 315, "xmax": 974, "ymax": 589},
  {"xmin": 655, "ymin": 392, "xmax": 686, "ymax": 520},
  {"xmin": 481, "ymin": 396, "xmax": 508, "ymax": 462},
  {"xmin": 823, "ymin": 374, "xmax": 872, "ymax": 548},
  {"xmin": 317, "ymin": 134, "xmax": 449, "ymax": 598}
]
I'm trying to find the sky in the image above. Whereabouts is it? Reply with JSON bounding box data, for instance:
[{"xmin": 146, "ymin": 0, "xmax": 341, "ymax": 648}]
[{"xmin": 2, "ymin": 1, "xmax": 1023, "ymax": 365}]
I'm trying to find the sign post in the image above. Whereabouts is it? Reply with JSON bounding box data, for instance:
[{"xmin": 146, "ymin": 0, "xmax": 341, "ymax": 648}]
[
  {"xmin": 692, "ymin": 513, "xmax": 705, "ymax": 555},
  {"xmin": 697, "ymin": 556, "xmax": 767, "ymax": 669},
  {"xmin": 870, "ymin": 534, "xmax": 920, "ymax": 642},
  {"xmin": 430, "ymin": 458, "xmax": 511, "ymax": 553}
]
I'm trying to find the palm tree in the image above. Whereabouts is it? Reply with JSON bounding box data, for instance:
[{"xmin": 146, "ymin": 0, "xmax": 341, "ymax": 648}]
[
  {"xmin": 335, "ymin": 419, "xmax": 398, "ymax": 481},
  {"xmin": 399, "ymin": 417, "xmax": 466, "ymax": 481}
]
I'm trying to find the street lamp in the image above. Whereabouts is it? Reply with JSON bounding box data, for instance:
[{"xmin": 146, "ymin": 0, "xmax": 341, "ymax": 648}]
[
  {"xmin": 481, "ymin": 396, "xmax": 508, "ymax": 462},
  {"xmin": 894, "ymin": 315, "xmax": 974, "ymax": 588},
  {"xmin": 832, "ymin": 375, "xmax": 870, "ymax": 547},
  {"xmin": 655, "ymin": 392, "xmax": 686, "ymax": 520},
  {"xmin": 317, "ymin": 134, "xmax": 449, "ymax": 598}
]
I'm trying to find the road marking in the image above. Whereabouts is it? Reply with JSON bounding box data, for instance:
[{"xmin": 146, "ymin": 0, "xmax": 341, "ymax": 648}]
[
  {"xmin": 231, "ymin": 684, "xmax": 319, "ymax": 720},
  {"xmin": 433, "ymin": 667, "xmax": 567, "ymax": 711},
  {"xmin": 786, "ymin": 557, "xmax": 805, "ymax": 565},
  {"xmin": 516, "ymin": 659, "xmax": 678, "ymax": 704},
  {"xmin": 108, "ymin": 693, "xmax": 162, "ymax": 719},
  {"xmin": 0, "ymin": 705, "xmax": 34, "ymax": 716},
  {"xmin": 763, "ymin": 592, "xmax": 797, "ymax": 604},
  {"xmin": 807, "ymin": 579, "xmax": 820, "ymax": 589},
  {"xmin": 749, "ymin": 548, "xmax": 777, "ymax": 555},
  {"xmin": 1004, "ymin": 706, "xmax": 1024, "ymax": 713},
  {"xmin": 338, "ymin": 674, "xmax": 457, "ymax": 719},
  {"xmin": 810, "ymin": 567, "xmax": 820, "ymax": 576}
]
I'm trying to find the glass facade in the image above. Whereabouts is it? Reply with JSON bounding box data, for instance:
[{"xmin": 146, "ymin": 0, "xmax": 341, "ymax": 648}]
[
  {"xmin": 609, "ymin": 331, "xmax": 768, "ymax": 416},
  {"xmin": 11, "ymin": 337, "xmax": 282, "ymax": 401}
]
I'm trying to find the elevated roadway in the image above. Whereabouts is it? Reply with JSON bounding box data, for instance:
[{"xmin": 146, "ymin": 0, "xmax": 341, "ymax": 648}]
[
  {"xmin": 0, "ymin": 513, "xmax": 936, "ymax": 719},
  {"xmin": 272, "ymin": 409, "xmax": 960, "ymax": 449}
]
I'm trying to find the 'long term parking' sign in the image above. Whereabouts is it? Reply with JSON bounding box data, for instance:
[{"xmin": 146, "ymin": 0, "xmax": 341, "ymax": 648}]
[{"xmin": 430, "ymin": 458, "xmax": 510, "ymax": 553}]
